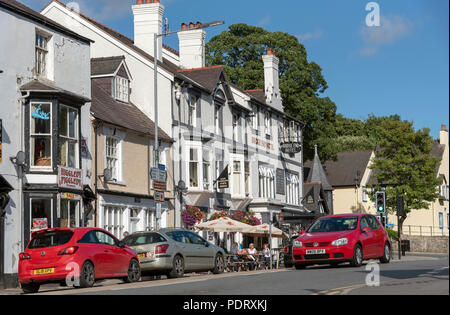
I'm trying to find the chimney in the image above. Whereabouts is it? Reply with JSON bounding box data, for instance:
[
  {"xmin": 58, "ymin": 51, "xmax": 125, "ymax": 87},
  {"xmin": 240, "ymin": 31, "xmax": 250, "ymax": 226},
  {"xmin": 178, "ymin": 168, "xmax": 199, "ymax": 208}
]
[
  {"xmin": 440, "ymin": 124, "xmax": 448, "ymax": 146},
  {"xmin": 178, "ymin": 21, "xmax": 206, "ymax": 69},
  {"xmin": 132, "ymin": 0, "xmax": 164, "ymax": 61},
  {"xmin": 262, "ymin": 48, "xmax": 283, "ymax": 111}
]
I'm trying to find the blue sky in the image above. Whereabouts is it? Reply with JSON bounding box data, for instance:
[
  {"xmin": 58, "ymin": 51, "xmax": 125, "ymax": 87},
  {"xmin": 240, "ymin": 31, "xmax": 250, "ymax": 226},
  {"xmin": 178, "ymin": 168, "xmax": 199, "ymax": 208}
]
[{"xmin": 24, "ymin": 0, "xmax": 449, "ymax": 139}]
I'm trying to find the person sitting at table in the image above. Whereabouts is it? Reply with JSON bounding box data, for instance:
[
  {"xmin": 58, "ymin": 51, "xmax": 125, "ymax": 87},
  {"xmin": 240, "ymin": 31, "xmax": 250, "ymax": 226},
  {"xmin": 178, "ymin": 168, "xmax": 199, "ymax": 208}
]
[
  {"xmin": 247, "ymin": 243, "xmax": 257, "ymax": 270},
  {"xmin": 219, "ymin": 241, "xmax": 228, "ymax": 254},
  {"xmin": 230, "ymin": 242, "xmax": 241, "ymax": 272},
  {"xmin": 261, "ymin": 244, "xmax": 271, "ymax": 270}
]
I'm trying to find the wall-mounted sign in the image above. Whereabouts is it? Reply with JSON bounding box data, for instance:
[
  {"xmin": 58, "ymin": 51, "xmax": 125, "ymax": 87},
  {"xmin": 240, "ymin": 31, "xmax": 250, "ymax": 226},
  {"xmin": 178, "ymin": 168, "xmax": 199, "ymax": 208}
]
[
  {"xmin": 150, "ymin": 167, "xmax": 167, "ymax": 182},
  {"xmin": 276, "ymin": 169, "xmax": 285, "ymax": 195},
  {"xmin": 58, "ymin": 166, "xmax": 83, "ymax": 190},
  {"xmin": 154, "ymin": 191, "xmax": 165, "ymax": 203},
  {"xmin": 217, "ymin": 165, "xmax": 229, "ymax": 189},
  {"xmin": 280, "ymin": 142, "xmax": 302, "ymax": 154},
  {"xmin": 252, "ymin": 137, "xmax": 273, "ymax": 150}
]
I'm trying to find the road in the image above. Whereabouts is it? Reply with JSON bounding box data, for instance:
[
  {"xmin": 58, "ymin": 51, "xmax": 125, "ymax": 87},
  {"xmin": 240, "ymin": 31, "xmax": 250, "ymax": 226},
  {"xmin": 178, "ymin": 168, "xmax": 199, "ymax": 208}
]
[{"xmin": 12, "ymin": 253, "xmax": 445, "ymax": 296}]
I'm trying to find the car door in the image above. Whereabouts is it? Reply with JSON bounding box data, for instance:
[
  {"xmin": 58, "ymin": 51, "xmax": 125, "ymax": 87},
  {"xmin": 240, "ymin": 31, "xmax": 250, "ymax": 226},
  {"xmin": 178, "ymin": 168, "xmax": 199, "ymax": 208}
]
[
  {"xmin": 359, "ymin": 216, "xmax": 376, "ymax": 258},
  {"xmin": 367, "ymin": 215, "xmax": 386, "ymax": 258},
  {"xmin": 95, "ymin": 231, "xmax": 128, "ymax": 276},
  {"xmin": 77, "ymin": 230, "xmax": 109, "ymax": 278},
  {"xmin": 185, "ymin": 232, "xmax": 215, "ymax": 270},
  {"xmin": 166, "ymin": 231, "xmax": 192, "ymax": 269}
]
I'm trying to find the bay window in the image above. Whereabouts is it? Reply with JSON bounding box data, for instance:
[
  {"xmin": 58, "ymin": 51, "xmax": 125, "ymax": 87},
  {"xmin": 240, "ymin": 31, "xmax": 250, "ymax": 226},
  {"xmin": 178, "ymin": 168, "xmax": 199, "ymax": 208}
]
[
  {"xmin": 59, "ymin": 105, "xmax": 79, "ymax": 168},
  {"xmin": 103, "ymin": 206, "xmax": 125, "ymax": 239},
  {"xmin": 189, "ymin": 148, "xmax": 199, "ymax": 188},
  {"xmin": 30, "ymin": 102, "xmax": 52, "ymax": 168}
]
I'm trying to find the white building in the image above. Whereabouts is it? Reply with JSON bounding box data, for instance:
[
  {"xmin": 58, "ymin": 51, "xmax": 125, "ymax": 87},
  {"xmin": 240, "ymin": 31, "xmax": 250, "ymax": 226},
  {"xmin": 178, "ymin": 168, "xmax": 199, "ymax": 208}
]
[{"xmin": 0, "ymin": 0, "xmax": 92, "ymax": 288}]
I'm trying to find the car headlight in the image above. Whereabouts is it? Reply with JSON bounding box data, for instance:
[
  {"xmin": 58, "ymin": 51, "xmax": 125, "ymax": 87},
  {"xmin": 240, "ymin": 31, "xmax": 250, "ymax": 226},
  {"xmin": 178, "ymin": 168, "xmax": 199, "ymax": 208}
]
[
  {"xmin": 293, "ymin": 240, "xmax": 303, "ymax": 248},
  {"xmin": 331, "ymin": 238, "xmax": 348, "ymax": 246}
]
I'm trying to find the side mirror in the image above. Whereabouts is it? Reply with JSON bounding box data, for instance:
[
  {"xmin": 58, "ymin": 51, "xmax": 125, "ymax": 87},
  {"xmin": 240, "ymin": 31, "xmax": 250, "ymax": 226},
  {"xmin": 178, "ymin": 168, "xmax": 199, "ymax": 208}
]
[
  {"xmin": 362, "ymin": 227, "xmax": 371, "ymax": 233},
  {"xmin": 204, "ymin": 241, "xmax": 210, "ymax": 247}
]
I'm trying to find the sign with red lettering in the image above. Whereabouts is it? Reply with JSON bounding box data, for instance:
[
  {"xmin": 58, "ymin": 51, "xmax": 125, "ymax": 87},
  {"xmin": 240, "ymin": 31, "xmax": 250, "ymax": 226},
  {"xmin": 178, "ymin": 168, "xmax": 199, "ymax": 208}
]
[{"xmin": 58, "ymin": 166, "xmax": 83, "ymax": 190}]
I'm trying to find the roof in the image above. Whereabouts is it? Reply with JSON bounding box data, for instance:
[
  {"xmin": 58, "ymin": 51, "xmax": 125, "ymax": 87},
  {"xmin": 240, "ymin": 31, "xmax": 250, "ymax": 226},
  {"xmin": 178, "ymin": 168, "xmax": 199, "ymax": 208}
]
[
  {"xmin": 0, "ymin": 0, "xmax": 92, "ymax": 44},
  {"xmin": 245, "ymin": 89, "xmax": 266, "ymax": 104},
  {"xmin": 20, "ymin": 79, "xmax": 91, "ymax": 104},
  {"xmin": 309, "ymin": 150, "xmax": 373, "ymax": 187},
  {"xmin": 177, "ymin": 66, "xmax": 225, "ymax": 93},
  {"xmin": 91, "ymin": 80, "xmax": 172, "ymax": 142},
  {"xmin": 91, "ymin": 56, "xmax": 125, "ymax": 77}
]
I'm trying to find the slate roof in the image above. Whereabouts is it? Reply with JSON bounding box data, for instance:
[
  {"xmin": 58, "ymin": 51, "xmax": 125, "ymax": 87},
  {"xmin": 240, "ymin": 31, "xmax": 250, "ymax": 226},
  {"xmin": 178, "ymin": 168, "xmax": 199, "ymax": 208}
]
[
  {"xmin": 304, "ymin": 148, "xmax": 333, "ymax": 191},
  {"xmin": 20, "ymin": 79, "xmax": 90, "ymax": 103},
  {"xmin": 0, "ymin": 0, "xmax": 92, "ymax": 44},
  {"xmin": 177, "ymin": 66, "xmax": 225, "ymax": 93},
  {"xmin": 91, "ymin": 56, "xmax": 125, "ymax": 77},
  {"xmin": 91, "ymin": 80, "xmax": 172, "ymax": 142}
]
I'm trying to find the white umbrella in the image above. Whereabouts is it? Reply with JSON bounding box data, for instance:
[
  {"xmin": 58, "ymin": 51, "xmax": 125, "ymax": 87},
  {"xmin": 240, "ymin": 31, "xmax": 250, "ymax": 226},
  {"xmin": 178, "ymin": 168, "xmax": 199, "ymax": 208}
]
[
  {"xmin": 196, "ymin": 217, "xmax": 253, "ymax": 233},
  {"xmin": 243, "ymin": 224, "xmax": 288, "ymax": 239}
]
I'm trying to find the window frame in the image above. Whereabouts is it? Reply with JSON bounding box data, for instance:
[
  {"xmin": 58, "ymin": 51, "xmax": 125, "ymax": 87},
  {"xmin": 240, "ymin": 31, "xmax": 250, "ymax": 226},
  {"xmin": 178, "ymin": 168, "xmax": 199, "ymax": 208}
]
[
  {"xmin": 30, "ymin": 102, "xmax": 53, "ymax": 170},
  {"xmin": 58, "ymin": 104, "xmax": 79, "ymax": 169},
  {"xmin": 188, "ymin": 95, "xmax": 197, "ymax": 128},
  {"xmin": 113, "ymin": 76, "xmax": 130, "ymax": 103},
  {"xmin": 105, "ymin": 135, "xmax": 122, "ymax": 182},
  {"xmin": 35, "ymin": 31, "xmax": 50, "ymax": 77}
]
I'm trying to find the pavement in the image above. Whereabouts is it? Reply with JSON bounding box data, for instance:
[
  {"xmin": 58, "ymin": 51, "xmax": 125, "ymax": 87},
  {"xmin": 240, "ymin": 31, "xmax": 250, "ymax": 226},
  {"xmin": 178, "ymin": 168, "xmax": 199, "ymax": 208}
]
[{"xmin": 1, "ymin": 252, "xmax": 447, "ymax": 295}]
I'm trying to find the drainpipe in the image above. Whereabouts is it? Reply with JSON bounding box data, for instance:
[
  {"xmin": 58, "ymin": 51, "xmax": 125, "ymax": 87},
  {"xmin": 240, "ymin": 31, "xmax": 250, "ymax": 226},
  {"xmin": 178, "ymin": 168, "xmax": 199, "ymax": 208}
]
[{"xmin": 19, "ymin": 91, "xmax": 30, "ymax": 252}]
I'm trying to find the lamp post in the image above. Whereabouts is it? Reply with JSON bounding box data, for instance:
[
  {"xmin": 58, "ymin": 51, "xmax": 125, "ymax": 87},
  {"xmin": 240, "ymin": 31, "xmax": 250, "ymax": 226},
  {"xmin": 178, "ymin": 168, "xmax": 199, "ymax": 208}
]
[{"xmin": 174, "ymin": 180, "xmax": 188, "ymax": 228}]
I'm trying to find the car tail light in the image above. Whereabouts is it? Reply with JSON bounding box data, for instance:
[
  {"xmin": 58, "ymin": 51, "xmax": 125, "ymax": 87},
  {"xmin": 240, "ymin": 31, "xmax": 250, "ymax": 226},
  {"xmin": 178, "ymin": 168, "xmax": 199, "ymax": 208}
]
[
  {"xmin": 155, "ymin": 244, "xmax": 169, "ymax": 254},
  {"xmin": 284, "ymin": 246, "xmax": 289, "ymax": 253},
  {"xmin": 19, "ymin": 252, "xmax": 31, "ymax": 260},
  {"xmin": 58, "ymin": 246, "xmax": 79, "ymax": 256}
]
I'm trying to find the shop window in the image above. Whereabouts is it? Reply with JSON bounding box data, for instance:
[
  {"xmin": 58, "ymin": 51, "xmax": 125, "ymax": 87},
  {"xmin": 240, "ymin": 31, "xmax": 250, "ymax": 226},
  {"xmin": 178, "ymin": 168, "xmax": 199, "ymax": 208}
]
[
  {"xmin": 60, "ymin": 199, "xmax": 81, "ymax": 228},
  {"xmin": 59, "ymin": 105, "xmax": 79, "ymax": 168},
  {"xmin": 30, "ymin": 102, "xmax": 52, "ymax": 168},
  {"xmin": 31, "ymin": 198, "xmax": 52, "ymax": 232},
  {"xmin": 103, "ymin": 206, "xmax": 125, "ymax": 239}
]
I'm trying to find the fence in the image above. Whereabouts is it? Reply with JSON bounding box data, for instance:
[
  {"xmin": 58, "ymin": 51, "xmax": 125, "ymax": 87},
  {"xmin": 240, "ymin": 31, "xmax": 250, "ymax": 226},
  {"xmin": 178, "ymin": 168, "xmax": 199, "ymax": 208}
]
[{"xmin": 392, "ymin": 225, "xmax": 449, "ymax": 237}]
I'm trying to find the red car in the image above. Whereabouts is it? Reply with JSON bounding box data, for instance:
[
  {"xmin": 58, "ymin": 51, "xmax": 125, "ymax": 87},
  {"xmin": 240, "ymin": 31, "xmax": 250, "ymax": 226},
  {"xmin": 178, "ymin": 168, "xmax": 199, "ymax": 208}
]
[
  {"xmin": 292, "ymin": 214, "xmax": 391, "ymax": 269},
  {"xmin": 19, "ymin": 228, "xmax": 141, "ymax": 294}
]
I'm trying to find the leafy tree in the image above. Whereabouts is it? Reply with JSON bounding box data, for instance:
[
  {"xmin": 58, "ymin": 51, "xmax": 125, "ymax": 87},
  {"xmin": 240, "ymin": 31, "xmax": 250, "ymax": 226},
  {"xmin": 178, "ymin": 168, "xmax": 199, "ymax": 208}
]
[
  {"xmin": 206, "ymin": 23, "xmax": 338, "ymax": 161},
  {"xmin": 368, "ymin": 119, "xmax": 442, "ymax": 236}
]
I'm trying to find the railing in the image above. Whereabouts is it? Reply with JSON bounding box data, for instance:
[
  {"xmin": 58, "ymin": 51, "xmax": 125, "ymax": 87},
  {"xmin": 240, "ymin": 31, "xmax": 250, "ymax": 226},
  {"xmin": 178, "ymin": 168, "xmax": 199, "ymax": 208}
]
[{"xmin": 392, "ymin": 225, "xmax": 449, "ymax": 237}]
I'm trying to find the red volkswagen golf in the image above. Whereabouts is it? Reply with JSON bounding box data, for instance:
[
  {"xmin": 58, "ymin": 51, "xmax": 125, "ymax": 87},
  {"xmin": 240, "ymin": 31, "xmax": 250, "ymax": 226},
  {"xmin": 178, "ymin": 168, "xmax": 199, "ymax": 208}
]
[
  {"xmin": 19, "ymin": 228, "xmax": 141, "ymax": 294},
  {"xmin": 292, "ymin": 214, "xmax": 391, "ymax": 269}
]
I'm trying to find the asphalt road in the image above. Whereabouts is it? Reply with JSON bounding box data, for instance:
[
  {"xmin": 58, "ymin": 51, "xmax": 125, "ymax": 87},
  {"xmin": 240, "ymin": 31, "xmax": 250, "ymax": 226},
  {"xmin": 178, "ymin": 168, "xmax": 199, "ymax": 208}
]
[{"xmin": 20, "ymin": 253, "xmax": 447, "ymax": 296}]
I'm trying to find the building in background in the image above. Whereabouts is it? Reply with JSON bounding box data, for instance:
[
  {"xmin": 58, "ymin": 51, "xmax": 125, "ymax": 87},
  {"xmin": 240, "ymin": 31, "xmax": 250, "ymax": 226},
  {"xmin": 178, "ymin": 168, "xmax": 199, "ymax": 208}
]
[{"xmin": 0, "ymin": 0, "xmax": 92, "ymax": 288}]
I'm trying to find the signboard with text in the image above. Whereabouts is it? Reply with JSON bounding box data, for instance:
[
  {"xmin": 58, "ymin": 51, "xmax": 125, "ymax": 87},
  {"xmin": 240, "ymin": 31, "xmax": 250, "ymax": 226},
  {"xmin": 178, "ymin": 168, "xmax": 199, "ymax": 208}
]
[
  {"xmin": 58, "ymin": 166, "xmax": 83, "ymax": 190},
  {"xmin": 150, "ymin": 167, "xmax": 168, "ymax": 182}
]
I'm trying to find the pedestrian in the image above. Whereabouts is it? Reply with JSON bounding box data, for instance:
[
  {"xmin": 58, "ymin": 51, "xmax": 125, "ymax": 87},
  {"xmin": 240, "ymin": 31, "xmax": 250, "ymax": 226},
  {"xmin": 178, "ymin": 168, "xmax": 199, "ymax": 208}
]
[{"xmin": 262, "ymin": 244, "xmax": 271, "ymax": 270}]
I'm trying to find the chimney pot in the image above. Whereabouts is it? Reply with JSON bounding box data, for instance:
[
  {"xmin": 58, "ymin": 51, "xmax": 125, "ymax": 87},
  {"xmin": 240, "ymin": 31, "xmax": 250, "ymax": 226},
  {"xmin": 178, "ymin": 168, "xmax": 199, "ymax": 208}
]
[
  {"xmin": 442, "ymin": 125, "xmax": 447, "ymax": 131},
  {"xmin": 266, "ymin": 48, "xmax": 275, "ymax": 55},
  {"xmin": 137, "ymin": 0, "xmax": 144, "ymax": 4},
  {"xmin": 189, "ymin": 22, "xmax": 195, "ymax": 29},
  {"xmin": 181, "ymin": 23, "xmax": 188, "ymax": 31},
  {"xmin": 196, "ymin": 21, "xmax": 202, "ymax": 28}
]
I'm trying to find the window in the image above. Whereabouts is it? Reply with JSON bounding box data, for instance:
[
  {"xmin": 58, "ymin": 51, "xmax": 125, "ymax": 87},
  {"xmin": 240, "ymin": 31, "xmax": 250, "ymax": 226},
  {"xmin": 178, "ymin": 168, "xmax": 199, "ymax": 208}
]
[
  {"xmin": 203, "ymin": 150, "xmax": 211, "ymax": 190},
  {"xmin": 60, "ymin": 199, "xmax": 81, "ymax": 228},
  {"xmin": 186, "ymin": 232, "xmax": 206, "ymax": 245},
  {"xmin": 31, "ymin": 198, "xmax": 52, "ymax": 231},
  {"xmin": 264, "ymin": 111, "xmax": 271, "ymax": 136},
  {"xmin": 286, "ymin": 173, "xmax": 300, "ymax": 205},
  {"xmin": 103, "ymin": 206, "xmax": 125, "ymax": 239},
  {"xmin": 233, "ymin": 114, "xmax": 239, "ymax": 142},
  {"xmin": 245, "ymin": 162, "xmax": 250, "ymax": 195},
  {"xmin": 96, "ymin": 230, "xmax": 118, "ymax": 246},
  {"xmin": 59, "ymin": 105, "xmax": 79, "ymax": 168},
  {"xmin": 30, "ymin": 103, "xmax": 52, "ymax": 168},
  {"xmin": 362, "ymin": 186, "xmax": 368, "ymax": 203},
  {"xmin": 188, "ymin": 95, "xmax": 197, "ymax": 127},
  {"xmin": 252, "ymin": 106, "xmax": 259, "ymax": 130},
  {"xmin": 189, "ymin": 148, "xmax": 199, "ymax": 188},
  {"xmin": 29, "ymin": 230, "xmax": 73, "ymax": 249},
  {"xmin": 35, "ymin": 32, "xmax": 49, "ymax": 77},
  {"xmin": 124, "ymin": 233, "xmax": 166, "ymax": 246},
  {"xmin": 258, "ymin": 166, "xmax": 275, "ymax": 199},
  {"xmin": 440, "ymin": 185, "xmax": 449, "ymax": 201},
  {"xmin": 113, "ymin": 76, "xmax": 129, "ymax": 103},
  {"xmin": 233, "ymin": 161, "xmax": 242, "ymax": 195},
  {"xmin": 215, "ymin": 105, "xmax": 221, "ymax": 134},
  {"xmin": 439, "ymin": 213, "xmax": 444, "ymax": 230},
  {"xmin": 367, "ymin": 215, "xmax": 381, "ymax": 230},
  {"xmin": 105, "ymin": 136, "xmax": 120, "ymax": 181}
]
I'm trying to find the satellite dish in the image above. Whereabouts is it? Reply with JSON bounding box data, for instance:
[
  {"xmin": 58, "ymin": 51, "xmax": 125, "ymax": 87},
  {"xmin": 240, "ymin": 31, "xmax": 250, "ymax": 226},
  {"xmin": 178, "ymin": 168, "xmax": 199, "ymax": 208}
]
[
  {"xmin": 103, "ymin": 169, "xmax": 112, "ymax": 182},
  {"xmin": 10, "ymin": 151, "xmax": 26, "ymax": 167}
]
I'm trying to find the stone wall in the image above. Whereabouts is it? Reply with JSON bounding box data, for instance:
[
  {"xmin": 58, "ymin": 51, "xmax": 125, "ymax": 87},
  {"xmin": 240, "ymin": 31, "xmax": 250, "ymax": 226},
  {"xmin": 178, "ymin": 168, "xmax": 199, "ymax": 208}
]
[{"xmin": 400, "ymin": 235, "xmax": 449, "ymax": 253}]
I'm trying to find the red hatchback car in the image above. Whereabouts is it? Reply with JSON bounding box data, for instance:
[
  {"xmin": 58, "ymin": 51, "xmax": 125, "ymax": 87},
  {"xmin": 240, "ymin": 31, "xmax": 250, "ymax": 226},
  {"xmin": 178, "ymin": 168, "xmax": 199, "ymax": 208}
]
[
  {"xmin": 19, "ymin": 228, "xmax": 141, "ymax": 294},
  {"xmin": 292, "ymin": 214, "xmax": 391, "ymax": 269}
]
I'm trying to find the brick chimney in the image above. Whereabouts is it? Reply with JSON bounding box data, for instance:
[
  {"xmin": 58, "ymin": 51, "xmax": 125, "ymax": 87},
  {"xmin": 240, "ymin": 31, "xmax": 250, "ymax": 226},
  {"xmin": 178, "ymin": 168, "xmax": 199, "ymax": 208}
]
[
  {"xmin": 440, "ymin": 124, "xmax": 448, "ymax": 146},
  {"xmin": 132, "ymin": 0, "xmax": 164, "ymax": 61},
  {"xmin": 262, "ymin": 48, "xmax": 283, "ymax": 111},
  {"xmin": 177, "ymin": 21, "xmax": 206, "ymax": 69}
]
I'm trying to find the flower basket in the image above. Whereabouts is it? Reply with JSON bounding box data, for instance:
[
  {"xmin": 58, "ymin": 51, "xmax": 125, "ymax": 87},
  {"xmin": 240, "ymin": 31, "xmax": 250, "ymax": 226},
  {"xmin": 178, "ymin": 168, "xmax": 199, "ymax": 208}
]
[
  {"xmin": 181, "ymin": 205, "xmax": 206, "ymax": 227},
  {"xmin": 209, "ymin": 211, "xmax": 229, "ymax": 221}
]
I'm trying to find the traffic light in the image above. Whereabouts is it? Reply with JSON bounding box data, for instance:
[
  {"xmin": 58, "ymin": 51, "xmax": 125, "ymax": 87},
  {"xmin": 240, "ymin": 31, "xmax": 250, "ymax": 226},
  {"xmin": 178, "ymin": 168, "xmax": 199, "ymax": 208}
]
[{"xmin": 376, "ymin": 191, "xmax": 386, "ymax": 214}]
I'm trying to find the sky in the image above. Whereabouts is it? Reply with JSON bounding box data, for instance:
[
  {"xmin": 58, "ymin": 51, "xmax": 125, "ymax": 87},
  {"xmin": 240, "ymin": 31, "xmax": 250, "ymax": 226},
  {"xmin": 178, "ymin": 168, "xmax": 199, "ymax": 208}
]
[{"xmin": 23, "ymin": 0, "xmax": 449, "ymax": 139}]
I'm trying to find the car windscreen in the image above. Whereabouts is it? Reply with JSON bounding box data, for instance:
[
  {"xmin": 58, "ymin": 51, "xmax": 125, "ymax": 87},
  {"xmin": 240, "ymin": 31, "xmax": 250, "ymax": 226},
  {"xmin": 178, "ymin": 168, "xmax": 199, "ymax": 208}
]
[
  {"xmin": 307, "ymin": 217, "xmax": 359, "ymax": 233},
  {"xmin": 124, "ymin": 233, "xmax": 167, "ymax": 246},
  {"xmin": 28, "ymin": 230, "xmax": 74, "ymax": 249}
]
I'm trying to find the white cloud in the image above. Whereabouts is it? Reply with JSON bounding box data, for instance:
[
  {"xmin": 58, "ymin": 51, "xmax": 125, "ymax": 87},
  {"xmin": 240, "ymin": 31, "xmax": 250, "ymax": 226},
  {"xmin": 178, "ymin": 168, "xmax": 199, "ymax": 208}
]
[
  {"xmin": 257, "ymin": 15, "xmax": 271, "ymax": 27},
  {"xmin": 297, "ymin": 29, "xmax": 324, "ymax": 42}
]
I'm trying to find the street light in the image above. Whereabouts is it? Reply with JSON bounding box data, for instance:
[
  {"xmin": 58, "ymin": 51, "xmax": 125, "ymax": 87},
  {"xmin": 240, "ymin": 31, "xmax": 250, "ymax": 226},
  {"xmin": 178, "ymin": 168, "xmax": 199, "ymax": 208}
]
[{"xmin": 174, "ymin": 180, "xmax": 188, "ymax": 227}]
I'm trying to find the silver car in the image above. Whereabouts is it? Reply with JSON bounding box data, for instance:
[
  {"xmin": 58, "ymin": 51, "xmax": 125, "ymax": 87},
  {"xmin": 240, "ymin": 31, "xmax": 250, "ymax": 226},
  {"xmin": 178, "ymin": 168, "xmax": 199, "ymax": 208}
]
[{"xmin": 123, "ymin": 228, "xmax": 225, "ymax": 278}]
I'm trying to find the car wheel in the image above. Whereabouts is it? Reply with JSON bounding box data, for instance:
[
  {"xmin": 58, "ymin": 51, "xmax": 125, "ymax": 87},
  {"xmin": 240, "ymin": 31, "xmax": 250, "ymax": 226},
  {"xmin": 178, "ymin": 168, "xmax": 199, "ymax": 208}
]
[
  {"xmin": 350, "ymin": 244, "xmax": 363, "ymax": 267},
  {"xmin": 380, "ymin": 243, "xmax": 391, "ymax": 264},
  {"xmin": 167, "ymin": 255, "xmax": 184, "ymax": 279},
  {"xmin": 21, "ymin": 283, "xmax": 40, "ymax": 294},
  {"xmin": 212, "ymin": 254, "xmax": 225, "ymax": 274},
  {"xmin": 77, "ymin": 261, "xmax": 95, "ymax": 288},
  {"xmin": 124, "ymin": 259, "xmax": 141, "ymax": 283},
  {"xmin": 294, "ymin": 264, "xmax": 306, "ymax": 270}
]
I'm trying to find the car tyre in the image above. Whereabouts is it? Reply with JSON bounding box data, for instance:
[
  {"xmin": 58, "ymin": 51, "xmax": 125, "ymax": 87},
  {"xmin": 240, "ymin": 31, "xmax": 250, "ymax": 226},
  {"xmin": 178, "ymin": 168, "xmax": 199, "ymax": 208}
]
[
  {"xmin": 212, "ymin": 254, "xmax": 225, "ymax": 274},
  {"xmin": 167, "ymin": 255, "xmax": 184, "ymax": 279},
  {"xmin": 294, "ymin": 264, "xmax": 306, "ymax": 270},
  {"xmin": 76, "ymin": 261, "xmax": 95, "ymax": 288},
  {"xmin": 124, "ymin": 259, "xmax": 141, "ymax": 283},
  {"xmin": 350, "ymin": 244, "xmax": 363, "ymax": 267},
  {"xmin": 21, "ymin": 283, "xmax": 40, "ymax": 294},
  {"xmin": 379, "ymin": 242, "xmax": 391, "ymax": 264}
]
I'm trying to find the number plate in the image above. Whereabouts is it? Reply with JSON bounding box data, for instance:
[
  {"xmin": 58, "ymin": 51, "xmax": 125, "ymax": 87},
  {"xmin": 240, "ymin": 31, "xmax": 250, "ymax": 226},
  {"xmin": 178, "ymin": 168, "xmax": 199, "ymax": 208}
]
[
  {"xmin": 138, "ymin": 253, "xmax": 147, "ymax": 259},
  {"xmin": 33, "ymin": 268, "xmax": 55, "ymax": 275},
  {"xmin": 306, "ymin": 249, "xmax": 326, "ymax": 255}
]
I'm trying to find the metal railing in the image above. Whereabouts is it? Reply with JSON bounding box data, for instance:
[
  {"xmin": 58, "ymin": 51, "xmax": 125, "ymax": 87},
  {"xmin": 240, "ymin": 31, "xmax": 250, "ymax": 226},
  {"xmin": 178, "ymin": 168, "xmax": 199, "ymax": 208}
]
[{"xmin": 392, "ymin": 225, "xmax": 449, "ymax": 237}]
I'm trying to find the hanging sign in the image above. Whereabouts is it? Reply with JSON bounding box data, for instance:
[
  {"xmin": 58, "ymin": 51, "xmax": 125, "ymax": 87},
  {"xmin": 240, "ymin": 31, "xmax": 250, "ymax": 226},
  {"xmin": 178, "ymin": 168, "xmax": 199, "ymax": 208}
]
[{"xmin": 58, "ymin": 166, "xmax": 83, "ymax": 190}]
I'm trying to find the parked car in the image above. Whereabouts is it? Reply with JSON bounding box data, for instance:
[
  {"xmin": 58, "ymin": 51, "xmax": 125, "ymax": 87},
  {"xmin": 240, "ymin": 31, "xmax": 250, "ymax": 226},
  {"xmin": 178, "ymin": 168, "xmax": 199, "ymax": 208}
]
[
  {"xmin": 19, "ymin": 228, "xmax": 141, "ymax": 294},
  {"xmin": 281, "ymin": 235, "xmax": 299, "ymax": 268},
  {"xmin": 292, "ymin": 214, "xmax": 391, "ymax": 269},
  {"xmin": 123, "ymin": 228, "xmax": 226, "ymax": 278}
]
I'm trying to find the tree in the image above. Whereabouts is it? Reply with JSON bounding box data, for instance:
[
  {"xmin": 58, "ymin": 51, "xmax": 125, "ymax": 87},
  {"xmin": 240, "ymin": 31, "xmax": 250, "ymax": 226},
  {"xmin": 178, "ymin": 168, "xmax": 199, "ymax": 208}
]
[
  {"xmin": 206, "ymin": 23, "xmax": 338, "ymax": 161},
  {"xmin": 368, "ymin": 119, "xmax": 442, "ymax": 236}
]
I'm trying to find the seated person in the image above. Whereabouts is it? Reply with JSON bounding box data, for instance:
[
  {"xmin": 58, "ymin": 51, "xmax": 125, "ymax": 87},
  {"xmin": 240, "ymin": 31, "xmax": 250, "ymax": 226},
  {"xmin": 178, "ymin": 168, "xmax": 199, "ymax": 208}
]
[
  {"xmin": 247, "ymin": 243, "xmax": 257, "ymax": 270},
  {"xmin": 219, "ymin": 242, "xmax": 228, "ymax": 254}
]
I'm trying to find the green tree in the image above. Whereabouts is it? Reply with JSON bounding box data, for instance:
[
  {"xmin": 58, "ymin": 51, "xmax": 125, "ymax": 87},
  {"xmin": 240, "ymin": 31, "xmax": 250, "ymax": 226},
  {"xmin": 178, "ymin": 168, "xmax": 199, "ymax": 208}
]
[
  {"xmin": 206, "ymin": 23, "xmax": 338, "ymax": 161},
  {"xmin": 368, "ymin": 119, "xmax": 442, "ymax": 236}
]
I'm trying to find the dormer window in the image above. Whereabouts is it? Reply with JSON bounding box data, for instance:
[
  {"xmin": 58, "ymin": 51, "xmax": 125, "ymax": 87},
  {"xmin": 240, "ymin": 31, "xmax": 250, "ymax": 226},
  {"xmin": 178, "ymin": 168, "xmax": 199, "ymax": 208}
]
[{"xmin": 113, "ymin": 76, "xmax": 129, "ymax": 103}]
